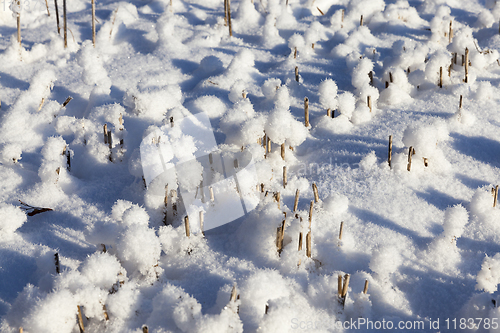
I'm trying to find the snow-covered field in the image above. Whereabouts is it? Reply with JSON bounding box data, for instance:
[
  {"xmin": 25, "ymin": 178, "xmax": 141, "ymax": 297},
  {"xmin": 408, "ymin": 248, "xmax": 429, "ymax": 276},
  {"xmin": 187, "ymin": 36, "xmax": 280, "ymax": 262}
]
[{"xmin": 3, "ymin": 0, "xmax": 500, "ymax": 331}]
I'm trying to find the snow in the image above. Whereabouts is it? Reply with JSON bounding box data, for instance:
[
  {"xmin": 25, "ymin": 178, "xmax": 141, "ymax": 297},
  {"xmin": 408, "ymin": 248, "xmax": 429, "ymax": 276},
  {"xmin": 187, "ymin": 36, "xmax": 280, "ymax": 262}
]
[{"xmin": 3, "ymin": 0, "xmax": 500, "ymax": 331}]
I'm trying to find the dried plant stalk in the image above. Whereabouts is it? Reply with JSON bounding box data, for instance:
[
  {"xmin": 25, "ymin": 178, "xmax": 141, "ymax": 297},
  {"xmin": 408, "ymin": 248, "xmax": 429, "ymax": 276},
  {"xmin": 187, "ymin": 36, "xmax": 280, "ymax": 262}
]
[
  {"xmin": 449, "ymin": 20, "xmax": 453, "ymax": 43},
  {"xmin": 230, "ymin": 284, "xmax": 237, "ymax": 301},
  {"xmin": 63, "ymin": 0, "xmax": 67, "ymax": 48},
  {"xmin": 295, "ymin": 66, "xmax": 299, "ymax": 82},
  {"xmin": 363, "ymin": 280, "xmax": 369, "ymax": 294},
  {"xmin": 388, "ymin": 135, "xmax": 392, "ymax": 168},
  {"xmin": 464, "ymin": 48, "xmax": 469, "ymax": 83},
  {"xmin": 459, "ymin": 95, "xmax": 463, "ymax": 109},
  {"xmin": 54, "ymin": 252, "xmax": 60, "ymax": 274},
  {"xmin": 199, "ymin": 210, "xmax": 205, "ymax": 236},
  {"xmin": 439, "ymin": 67, "xmax": 443, "ymax": 88},
  {"xmin": 493, "ymin": 185, "xmax": 499, "ymax": 207},
  {"xmin": 306, "ymin": 231, "xmax": 311, "ymax": 257},
  {"xmin": 312, "ymin": 183, "xmax": 319, "ymax": 202},
  {"xmin": 304, "ymin": 97, "xmax": 309, "ymax": 127},
  {"xmin": 339, "ymin": 221, "xmax": 344, "ymax": 240},
  {"xmin": 367, "ymin": 96, "xmax": 372, "ymax": 112},
  {"xmin": 92, "ymin": 0, "xmax": 96, "ymax": 46},
  {"xmin": 360, "ymin": 15, "xmax": 363, "ymax": 26},
  {"xmin": 44, "ymin": 0, "xmax": 50, "ymax": 16},
  {"xmin": 338, "ymin": 275, "xmax": 342, "ymax": 295},
  {"xmin": 308, "ymin": 200, "xmax": 313, "ymax": 229},
  {"xmin": 283, "ymin": 166, "xmax": 287, "ymax": 188},
  {"xmin": 184, "ymin": 216, "xmax": 190, "ymax": 237},
  {"xmin": 55, "ymin": 0, "xmax": 60, "ymax": 33},
  {"xmin": 341, "ymin": 274, "xmax": 350, "ymax": 297},
  {"xmin": 103, "ymin": 304, "xmax": 109, "ymax": 320},
  {"xmin": 17, "ymin": 12, "xmax": 21, "ymax": 45},
  {"xmin": 281, "ymin": 143, "xmax": 285, "ymax": 160},
  {"xmin": 77, "ymin": 305, "xmax": 85, "ymax": 332},
  {"xmin": 227, "ymin": 0, "xmax": 232, "ymax": 37},
  {"xmin": 327, "ymin": 108, "xmax": 331, "ymax": 117},
  {"xmin": 293, "ymin": 189, "xmax": 299, "ymax": 212},
  {"xmin": 407, "ymin": 146, "xmax": 414, "ymax": 171}
]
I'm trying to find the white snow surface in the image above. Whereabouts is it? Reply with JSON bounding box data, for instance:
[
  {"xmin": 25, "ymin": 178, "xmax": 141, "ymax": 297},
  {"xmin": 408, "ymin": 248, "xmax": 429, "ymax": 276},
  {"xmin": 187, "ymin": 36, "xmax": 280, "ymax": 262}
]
[{"xmin": 2, "ymin": 0, "xmax": 500, "ymax": 332}]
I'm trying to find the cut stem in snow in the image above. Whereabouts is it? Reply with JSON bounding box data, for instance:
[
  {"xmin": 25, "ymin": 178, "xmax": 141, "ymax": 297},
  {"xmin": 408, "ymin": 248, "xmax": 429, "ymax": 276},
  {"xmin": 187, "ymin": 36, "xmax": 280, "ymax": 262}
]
[
  {"xmin": 369, "ymin": 71, "xmax": 374, "ymax": 86},
  {"xmin": 283, "ymin": 166, "xmax": 287, "ymax": 188},
  {"xmin": 281, "ymin": 143, "xmax": 285, "ymax": 160},
  {"xmin": 449, "ymin": 20, "xmax": 453, "ymax": 44},
  {"xmin": 388, "ymin": 135, "xmax": 392, "ymax": 168},
  {"xmin": 308, "ymin": 200, "xmax": 313, "ymax": 229},
  {"xmin": 295, "ymin": 66, "xmax": 299, "ymax": 82},
  {"xmin": 341, "ymin": 9, "xmax": 344, "ymax": 28},
  {"xmin": 407, "ymin": 146, "xmax": 414, "ymax": 171},
  {"xmin": 367, "ymin": 96, "xmax": 372, "ymax": 112},
  {"xmin": 77, "ymin": 305, "xmax": 85, "ymax": 332},
  {"xmin": 439, "ymin": 67, "xmax": 443, "ymax": 88},
  {"xmin": 306, "ymin": 231, "xmax": 311, "ymax": 257},
  {"xmin": 103, "ymin": 305, "xmax": 109, "ymax": 320},
  {"xmin": 339, "ymin": 221, "xmax": 344, "ymax": 240},
  {"xmin": 227, "ymin": 0, "xmax": 232, "ymax": 37},
  {"xmin": 92, "ymin": 0, "xmax": 96, "ymax": 47},
  {"xmin": 104, "ymin": 125, "xmax": 108, "ymax": 144},
  {"xmin": 17, "ymin": 12, "xmax": 21, "ymax": 45},
  {"xmin": 304, "ymin": 97, "xmax": 309, "ymax": 127},
  {"xmin": 293, "ymin": 189, "xmax": 299, "ymax": 212},
  {"xmin": 230, "ymin": 284, "xmax": 237, "ymax": 302},
  {"xmin": 199, "ymin": 211, "xmax": 204, "ymax": 236},
  {"xmin": 63, "ymin": 0, "xmax": 67, "ymax": 48},
  {"xmin": 464, "ymin": 48, "xmax": 469, "ymax": 83},
  {"xmin": 312, "ymin": 183, "xmax": 319, "ymax": 202},
  {"xmin": 62, "ymin": 96, "xmax": 72, "ymax": 108},
  {"xmin": 55, "ymin": 0, "xmax": 60, "ymax": 34},
  {"xmin": 360, "ymin": 15, "xmax": 363, "ymax": 26},
  {"xmin": 184, "ymin": 216, "xmax": 190, "ymax": 237},
  {"xmin": 54, "ymin": 252, "xmax": 60, "ymax": 274},
  {"xmin": 363, "ymin": 279, "xmax": 369, "ymax": 294},
  {"xmin": 459, "ymin": 95, "xmax": 463, "ymax": 109},
  {"xmin": 341, "ymin": 274, "xmax": 350, "ymax": 297},
  {"xmin": 338, "ymin": 275, "xmax": 342, "ymax": 296},
  {"xmin": 492, "ymin": 185, "xmax": 499, "ymax": 207},
  {"xmin": 44, "ymin": 0, "xmax": 50, "ymax": 16},
  {"xmin": 327, "ymin": 108, "xmax": 331, "ymax": 117}
]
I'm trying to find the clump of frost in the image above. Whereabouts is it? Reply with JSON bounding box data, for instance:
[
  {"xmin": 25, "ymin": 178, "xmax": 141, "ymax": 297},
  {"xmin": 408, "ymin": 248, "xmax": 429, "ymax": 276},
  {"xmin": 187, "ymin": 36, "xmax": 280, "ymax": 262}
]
[
  {"xmin": 469, "ymin": 187, "xmax": 500, "ymax": 236},
  {"xmin": 38, "ymin": 136, "xmax": 72, "ymax": 186},
  {"xmin": 233, "ymin": 0, "xmax": 262, "ymax": 32},
  {"xmin": 426, "ymin": 205, "xmax": 468, "ymax": 271},
  {"xmin": 0, "ymin": 143, "xmax": 23, "ymax": 164},
  {"xmin": 264, "ymin": 86, "xmax": 308, "ymax": 146},
  {"xmin": 261, "ymin": 78, "xmax": 282, "ymax": 100},
  {"xmin": 318, "ymin": 79, "xmax": 338, "ymax": 111},
  {"xmin": 359, "ymin": 151, "xmax": 378, "ymax": 170},
  {"xmin": 429, "ymin": 6, "xmax": 452, "ymax": 43},
  {"xmin": 337, "ymin": 91, "xmax": 356, "ymax": 119},
  {"xmin": 0, "ymin": 203, "xmax": 27, "ymax": 237},
  {"xmin": 399, "ymin": 119, "xmax": 451, "ymax": 173},
  {"xmin": 322, "ymin": 193, "xmax": 349, "ymax": 218},
  {"xmin": 191, "ymin": 95, "xmax": 227, "ymax": 118},
  {"xmin": 475, "ymin": 9, "xmax": 495, "ymax": 28},
  {"xmin": 476, "ymin": 253, "xmax": 500, "ymax": 293},
  {"xmin": 124, "ymin": 84, "xmax": 183, "ymax": 121},
  {"xmin": 369, "ymin": 245, "xmax": 403, "ymax": 279},
  {"xmin": 424, "ymin": 50, "xmax": 452, "ymax": 87},
  {"xmin": 80, "ymin": 252, "xmax": 124, "ymax": 290},
  {"xmin": 379, "ymin": 67, "xmax": 413, "ymax": 106},
  {"xmin": 261, "ymin": 15, "xmax": 285, "ymax": 47}
]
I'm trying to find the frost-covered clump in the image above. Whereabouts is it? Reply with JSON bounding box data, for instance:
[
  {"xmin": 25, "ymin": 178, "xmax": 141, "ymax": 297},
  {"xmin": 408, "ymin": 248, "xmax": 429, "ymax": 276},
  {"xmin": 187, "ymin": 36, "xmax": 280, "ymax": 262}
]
[
  {"xmin": 469, "ymin": 187, "xmax": 500, "ymax": 237},
  {"xmin": 207, "ymin": 49, "xmax": 259, "ymax": 90},
  {"xmin": 318, "ymin": 79, "xmax": 338, "ymax": 112},
  {"xmin": 233, "ymin": 0, "xmax": 262, "ymax": 33},
  {"xmin": 369, "ymin": 245, "xmax": 402, "ymax": 279},
  {"xmin": 424, "ymin": 49, "xmax": 453, "ymax": 87},
  {"xmin": 89, "ymin": 200, "xmax": 162, "ymax": 282},
  {"xmin": 38, "ymin": 136, "xmax": 73, "ymax": 189},
  {"xmin": 124, "ymin": 83, "xmax": 183, "ymax": 122},
  {"xmin": 476, "ymin": 253, "xmax": 500, "ymax": 293},
  {"xmin": 0, "ymin": 203, "xmax": 27, "ymax": 237},
  {"xmin": 191, "ymin": 95, "xmax": 227, "ymax": 118},
  {"xmin": 429, "ymin": 6, "xmax": 452, "ymax": 43},
  {"xmin": 220, "ymin": 88, "xmax": 257, "ymax": 146},
  {"xmin": 394, "ymin": 119, "xmax": 450, "ymax": 173},
  {"xmin": 379, "ymin": 67, "xmax": 413, "ymax": 105},
  {"xmin": 426, "ymin": 205, "xmax": 468, "ymax": 271},
  {"xmin": 350, "ymin": 58, "xmax": 379, "ymax": 124},
  {"xmin": 264, "ymin": 86, "xmax": 308, "ymax": 147}
]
